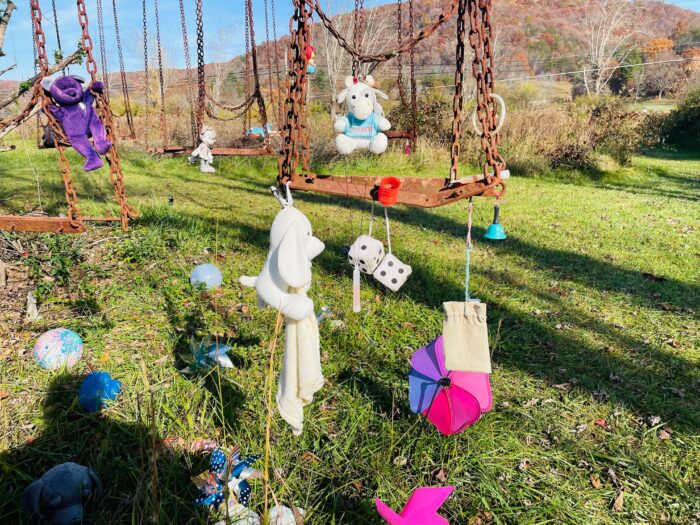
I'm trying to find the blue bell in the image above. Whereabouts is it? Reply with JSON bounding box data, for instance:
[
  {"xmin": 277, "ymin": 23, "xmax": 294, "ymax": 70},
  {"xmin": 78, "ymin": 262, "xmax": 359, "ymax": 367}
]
[{"xmin": 484, "ymin": 205, "xmax": 507, "ymax": 241}]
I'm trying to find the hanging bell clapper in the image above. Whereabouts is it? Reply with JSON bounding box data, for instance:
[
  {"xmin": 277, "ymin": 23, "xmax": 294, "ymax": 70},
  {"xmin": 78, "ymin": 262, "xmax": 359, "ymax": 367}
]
[{"xmin": 485, "ymin": 204, "xmax": 507, "ymax": 241}]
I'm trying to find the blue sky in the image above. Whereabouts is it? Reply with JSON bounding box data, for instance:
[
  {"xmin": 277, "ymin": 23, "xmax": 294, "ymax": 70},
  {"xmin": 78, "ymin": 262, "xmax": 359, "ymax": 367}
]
[{"xmin": 1, "ymin": 0, "xmax": 698, "ymax": 80}]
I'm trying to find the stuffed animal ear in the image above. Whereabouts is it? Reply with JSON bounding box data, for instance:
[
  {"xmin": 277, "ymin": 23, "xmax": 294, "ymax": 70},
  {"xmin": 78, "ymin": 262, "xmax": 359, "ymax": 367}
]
[
  {"xmin": 23, "ymin": 479, "xmax": 46, "ymax": 520},
  {"xmin": 365, "ymin": 75, "xmax": 375, "ymax": 87},
  {"xmin": 344, "ymin": 75, "xmax": 354, "ymax": 88},
  {"xmin": 71, "ymin": 75, "xmax": 86, "ymax": 85},
  {"xmin": 87, "ymin": 467, "xmax": 103, "ymax": 500},
  {"xmin": 40, "ymin": 76, "xmax": 55, "ymax": 92},
  {"xmin": 277, "ymin": 221, "xmax": 312, "ymax": 289},
  {"xmin": 374, "ymin": 89, "xmax": 389, "ymax": 100},
  {"xmin": 337, "ymin": 88, "xmax": 349, "ymax": 104}
]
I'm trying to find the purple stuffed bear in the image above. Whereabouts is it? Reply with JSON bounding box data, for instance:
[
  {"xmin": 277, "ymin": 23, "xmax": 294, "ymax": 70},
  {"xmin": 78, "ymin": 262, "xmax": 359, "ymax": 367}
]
[{"xmin": 41, "ymin": 75, "xmax": 112, "ymax": 171}]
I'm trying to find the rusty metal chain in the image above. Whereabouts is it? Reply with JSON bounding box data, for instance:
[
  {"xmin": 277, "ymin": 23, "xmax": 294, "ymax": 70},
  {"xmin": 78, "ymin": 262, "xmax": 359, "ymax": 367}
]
[
  {"xmin": 153, "ymin": 0, "xmax": 168, "ymax": 146},
  {"xmin": 271, "ymin": 0, "xmax": 283, "ymax": 126},
  {"xmin": 31, "ymin": 0, "xmax": 83, "ymax": 229},
  {"xmin": 263, "ymin": 0, "xmax": 276, "ymax": 128},
  {"xmin": 408, "ymin": 0, "xmax": 417, "ymax": 148},
  {"xmin": 179, "ymin": 0, "xmax": 197, "ymax": 146},
  {"xmin": 112, "ymin": 0, "xmax": 136, "ymax": 139},
  {"xmin": 50, "ymin": 0, "xmax": 63, "ymax": 71},
  {"xmin": 396, "ymin": 0, "xmax": 406, "ymax": 105},
  {"xmin": 244, "ymin": 0, "xmax": 252, "ymax": 133},
  {"xmin": 352, "ymin": 0, "xmax": 364, "ymax": 77},
  {"xmin": 467, "ymin": 0, "xmax": 505, "ymax": 196},
  {"xmin": 448, "ymin": 0, "xmax": 467, "ymax": 182},
  {"xmin": 195, "ymin": 0, "xmax": 206, "ymax": 134},
  {"xmin": 246, "ymin": 0, "xmax": 270, "ymax": 144},
  {"xmin": 77, "ymin": 0, "xmax": 138, "ymax": 229},
  {"xmin": 312, "ymin": 0, "xmax": 458, "ymax": 66},
  {"xmin": 96, "ymin": 0, "xmax": 110, "ymax": 96},
  {"xmin": 278, "ymin": 0, "xmax": 312, "ymax": 185},
  {"xmin": 142, "ymin": 0, "xmax": 151, "ymax": 144}
]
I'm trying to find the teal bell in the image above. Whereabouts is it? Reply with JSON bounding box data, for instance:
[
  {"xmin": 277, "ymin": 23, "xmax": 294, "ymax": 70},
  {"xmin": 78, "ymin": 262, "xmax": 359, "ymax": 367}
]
[{"xmin": 485, "ymin": 205, "xmax": 507, "ymax": 240}]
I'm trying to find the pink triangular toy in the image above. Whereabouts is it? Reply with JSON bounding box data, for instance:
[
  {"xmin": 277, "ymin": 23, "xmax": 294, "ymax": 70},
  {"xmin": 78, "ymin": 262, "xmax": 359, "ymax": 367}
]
[{"xmin": 375, "ymin": 486, "xmax": 455, "ymax": 525}]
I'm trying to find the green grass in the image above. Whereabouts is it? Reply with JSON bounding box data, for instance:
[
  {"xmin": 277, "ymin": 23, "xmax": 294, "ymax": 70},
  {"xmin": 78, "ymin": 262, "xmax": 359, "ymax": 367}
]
[{"xmin": 1, "ymin": 140, "xmax": 699, "ymax": 524}]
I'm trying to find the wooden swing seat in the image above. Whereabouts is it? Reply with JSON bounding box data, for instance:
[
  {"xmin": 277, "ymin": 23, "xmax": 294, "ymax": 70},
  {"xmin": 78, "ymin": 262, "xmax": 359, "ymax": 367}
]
[
  {"xmin": 0, "ymin": 215, "xmax": 127, "ymax": 234},
  {"xmin": 385, "ymin": 130, "xmax": 416, "ymax": 140},
  {"xmin": 146, "ymin": 146, "xmax": 274, "ymax": 157},
  {"xmin": 288, "ymin": 170, "xmax": 509, "ymax": 208}
]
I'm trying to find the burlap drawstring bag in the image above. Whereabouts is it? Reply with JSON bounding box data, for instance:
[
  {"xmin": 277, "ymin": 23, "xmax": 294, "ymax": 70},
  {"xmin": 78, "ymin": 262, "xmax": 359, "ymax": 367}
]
[{"xmin": 442, "ymin": 301, "xmax": 491, "ymax": 373}]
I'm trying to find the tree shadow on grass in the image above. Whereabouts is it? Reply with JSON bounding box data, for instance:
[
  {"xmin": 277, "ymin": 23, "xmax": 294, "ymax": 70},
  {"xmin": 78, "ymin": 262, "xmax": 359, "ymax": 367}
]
[{"xmin": 0, "ymin": 373, "xmax": 211, "ymax": 524}]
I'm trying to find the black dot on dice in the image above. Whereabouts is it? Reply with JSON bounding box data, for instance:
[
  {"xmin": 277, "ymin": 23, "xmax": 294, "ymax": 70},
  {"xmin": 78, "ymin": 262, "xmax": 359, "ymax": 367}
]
[
  {"xmin": 399, "ymin": 268, "xmax": 404, "ymax": 274},
  {"xmin": 361, "ymin": 245, "xmax": 367, "ymax": 250},
  {"xmin": 392, "ymin": 278, "xmax": 397, "ymax": 284},
  {"xmin": 381, "ymin": 271, "xmax": 386, "ymax": 276},
  {"xmin": 388, "ymin": 261, "xmax": 394, "ymax": 267},
  {"xmin": 360, "ymin": 259, "xmax": 365, "ymax": 264}
]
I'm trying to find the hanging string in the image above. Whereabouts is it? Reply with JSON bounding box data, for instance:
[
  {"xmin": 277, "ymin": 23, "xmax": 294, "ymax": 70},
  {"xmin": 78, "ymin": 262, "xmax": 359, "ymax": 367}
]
[
  {"xmin": 465, "ymin": 196, "xmax": 473, "ymax": 301},
  {"xmin": 384, "ymin": 206, "xmax": 392, "ymax": 255}
]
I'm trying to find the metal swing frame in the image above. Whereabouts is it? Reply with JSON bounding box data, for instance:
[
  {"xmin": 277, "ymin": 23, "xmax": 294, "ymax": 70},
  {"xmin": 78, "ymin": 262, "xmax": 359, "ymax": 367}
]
[
  {"xmin": 0, "ymin": 0, "xmax": 137, "ymax": 233},
  {"xmin": 277, "ymin": 0, "xmax": 507, "ymax": 209}
]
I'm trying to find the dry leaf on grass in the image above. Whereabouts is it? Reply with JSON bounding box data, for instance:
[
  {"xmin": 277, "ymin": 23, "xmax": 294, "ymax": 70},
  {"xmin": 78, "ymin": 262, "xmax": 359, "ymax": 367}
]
[
  {"xmin": 0, "ymin": 390, "xmax": 9, "ymax": 401},
  {"xmin": 612, "ymin": 490, "xmax": 624, "ymax": 512},
  {"xmin": 590, "ymin": 475, "xmax": 603, "ymax": 489}
]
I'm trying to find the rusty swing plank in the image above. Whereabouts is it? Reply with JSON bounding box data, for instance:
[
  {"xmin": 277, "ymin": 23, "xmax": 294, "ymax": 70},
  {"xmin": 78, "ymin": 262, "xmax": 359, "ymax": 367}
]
[{"xmin": 288, "ymin": 170, "xmax": 509, "ymax": 208}]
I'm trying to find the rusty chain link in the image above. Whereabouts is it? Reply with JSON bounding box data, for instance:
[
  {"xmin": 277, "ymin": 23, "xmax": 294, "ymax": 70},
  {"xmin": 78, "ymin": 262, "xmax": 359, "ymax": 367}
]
[
  {"xmin": 246, "ymin": 0, "xmax": 270, "ymax": 145},
  {"xmin": 408, "ymin": 0, "xmax": 418, "ymax": 149},
  {"xmin": 50, "ymin": 0, "xmax": 65, "ymax": 75},
  {"xmin": 312, "ymin": 0, "xmax": 458, "ymax": 66},
  {"xmin": 96, "ymin": 0, "xmax": 109, "ymax": 96},
  {"xmin": 77, "ymin": 0, "xmax": 138, "ymax": 229},
  {"xmin": 396, "ymin": 0, "xmax": 406, "ymax": 105},
  {"xmin": 449, "ymin": 0, "xmax": 467, "ymax": 182},
  {"xmin": 195, "ymin": 0, "xmax": 206, "ymax": 134},
  {"xmin": 178, "ymin": 0, "xmax": 197, "ymax": 145},
  {"xmin": 30, "ymin": 0, "xmax": 83, "ymax": 229},
  {"xmin": 278, "ymin": 0, "xmax": 312, "ymax": 185},
  {"xmin": 467, "ymin": 0, "xmax": 505, "ymax": 196},
  {"xmin": 263, "ymin": 0, "xmax": 276, "ymax": 128},
  {"xmin": 153, "ymin": 0, "xmax": 168, "ymax": 146},
  {"xmin": 244, "ymin": 0, "xmax": 252, "ymax": 133},
  {"xmin": 141, "ymin": 0, "xmax": 152, "ymax": 145},
  {"xmin": 112, "ymin": 0, "xmax": 136, "ymax": 139},
  {"xmin": 270, "ymin": 0, "xmax": 283, "ymax": 126}
]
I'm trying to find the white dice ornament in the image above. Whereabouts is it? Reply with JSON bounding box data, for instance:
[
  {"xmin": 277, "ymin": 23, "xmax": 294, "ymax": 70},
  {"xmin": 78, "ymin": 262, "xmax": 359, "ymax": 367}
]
[
  {"xmin": 373, "ymin": 253, "xmax": 412, "ymax": 292},
  {"xmin": 348, "ymin": 235, "xmax": 385, "ymax": 274}
]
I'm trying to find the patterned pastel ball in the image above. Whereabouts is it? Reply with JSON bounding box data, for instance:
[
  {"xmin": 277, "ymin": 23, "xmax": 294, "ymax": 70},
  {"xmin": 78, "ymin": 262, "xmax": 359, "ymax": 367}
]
[
  {"xmin": 190, "ymin": 264, "xmax": 223, "ymax": 291},
  {"xmin": 33, "ymin": 328, "xmax": 83, "ymax": 370}
]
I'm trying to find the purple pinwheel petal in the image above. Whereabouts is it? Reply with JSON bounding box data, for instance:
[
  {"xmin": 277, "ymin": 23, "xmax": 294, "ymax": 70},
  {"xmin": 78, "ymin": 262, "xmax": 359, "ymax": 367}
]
[
  {"xmin": 410, "ymin": 336, "xmax": 446, "ymax": 380},
  {"xmin": 408, "ymin": 368, "xmax": 440, "ymax": 414}
]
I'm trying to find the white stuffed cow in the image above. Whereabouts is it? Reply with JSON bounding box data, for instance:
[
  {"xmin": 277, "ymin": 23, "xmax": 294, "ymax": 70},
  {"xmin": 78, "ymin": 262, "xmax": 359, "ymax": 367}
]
[{"xmin": 334, "ymin": 75, "xmax": 391, "ymax": 155}]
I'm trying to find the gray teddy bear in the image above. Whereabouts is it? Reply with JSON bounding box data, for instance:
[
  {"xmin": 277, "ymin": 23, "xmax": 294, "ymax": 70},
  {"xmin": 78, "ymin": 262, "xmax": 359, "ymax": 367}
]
[{"xmin": 23, "ymin": 462, "xmax": 102, "ymax": 525}]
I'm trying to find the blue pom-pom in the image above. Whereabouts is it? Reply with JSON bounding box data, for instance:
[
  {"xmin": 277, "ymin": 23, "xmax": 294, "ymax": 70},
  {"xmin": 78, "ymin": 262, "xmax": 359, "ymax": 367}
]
[{"xmin": 79, "ymin": 371, "xmax": 122, "ymax": 412}]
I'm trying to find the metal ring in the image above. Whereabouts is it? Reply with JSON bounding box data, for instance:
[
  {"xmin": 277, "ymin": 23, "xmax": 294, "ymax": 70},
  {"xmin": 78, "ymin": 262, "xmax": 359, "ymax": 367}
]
[{"xmin": 471, "ymin": 93, "xmax": 506, "ymax": 135}]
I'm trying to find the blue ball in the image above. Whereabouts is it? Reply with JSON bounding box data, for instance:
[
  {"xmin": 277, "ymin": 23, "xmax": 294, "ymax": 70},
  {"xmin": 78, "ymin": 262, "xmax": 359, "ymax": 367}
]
[
  {"xmin": 33, "ymin": 328, "xmax": 83, "ymax": 370},
  {"xmin": 79, "ymin": 371, "xmax": 122, "ymax": 412},
  {"xmin": 190, "ymin": 263, "xmax": 223, "ymax": 291}
]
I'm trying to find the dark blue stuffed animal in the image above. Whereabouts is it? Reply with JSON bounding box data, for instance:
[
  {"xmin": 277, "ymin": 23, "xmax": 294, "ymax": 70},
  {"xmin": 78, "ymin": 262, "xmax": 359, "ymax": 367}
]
[{"xmin": 23, "ymin": 462, "xmax": 102, "ymax": 525}]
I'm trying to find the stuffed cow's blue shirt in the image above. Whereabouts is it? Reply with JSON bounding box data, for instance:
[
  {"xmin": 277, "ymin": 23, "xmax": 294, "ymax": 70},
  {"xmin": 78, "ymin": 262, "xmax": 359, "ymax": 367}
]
[{"xmin": 344, "ymin": 113, "xmax": 381, "ymax": 139}]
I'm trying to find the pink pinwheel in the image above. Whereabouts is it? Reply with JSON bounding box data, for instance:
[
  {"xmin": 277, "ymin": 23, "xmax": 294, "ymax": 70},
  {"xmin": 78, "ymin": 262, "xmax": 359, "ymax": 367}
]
[
  {"xmin": 376, "ymin": 486, "xmax": 455, "ymax": 525},
  {"xmin": 409, "ymin": 336, "xmax": 492, "ymax": 435}
]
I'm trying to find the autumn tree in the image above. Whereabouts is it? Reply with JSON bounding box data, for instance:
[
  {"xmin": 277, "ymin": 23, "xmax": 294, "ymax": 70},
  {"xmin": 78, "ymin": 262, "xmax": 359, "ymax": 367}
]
[
  {"xmin": 583, "ymin": 0, "xmax": 648, "ymax": 95},
  {"xmin": 644, "ymin": 37, "xmax": 682, "ymax": 100}
]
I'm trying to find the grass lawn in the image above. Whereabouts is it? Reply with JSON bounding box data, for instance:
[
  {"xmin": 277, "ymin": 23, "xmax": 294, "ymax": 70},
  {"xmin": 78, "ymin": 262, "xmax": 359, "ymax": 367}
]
[{"xmin": 0, "ymin": 140, "xmax": 699, "ymax": 524}]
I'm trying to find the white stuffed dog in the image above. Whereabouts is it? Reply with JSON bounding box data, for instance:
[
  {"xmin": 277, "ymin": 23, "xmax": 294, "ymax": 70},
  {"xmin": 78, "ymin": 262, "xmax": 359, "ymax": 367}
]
[
  {"xmin": 334, "ymin": 75, "xmax": 391, "ymax": 155},
  {"xmin": 239, "ymin": 196, "xmax": 325, "ymax": 321},
  {"xmin": 240, "ymin": 186, "xmax": 325, "ymax": 435}
]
